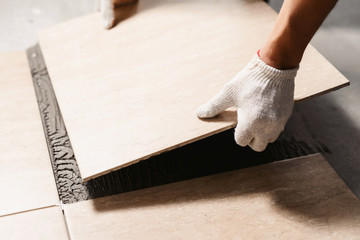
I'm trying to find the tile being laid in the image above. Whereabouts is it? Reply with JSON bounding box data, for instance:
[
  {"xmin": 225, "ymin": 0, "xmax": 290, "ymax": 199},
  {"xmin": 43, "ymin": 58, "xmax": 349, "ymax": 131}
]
[
  {"xmin": 38, "ymin": 0, "xmax": 349, "ymax": 181},
  {"xmin": 63, "ymin": 154, "xmax": 360, "ymax": 239},
  {"xmin": 0, "ymin": 52, "xmax": 59, "ymax": 216},
  {"xmin": 0, "ymin": 206, "xmax": 68, "ymax": 240}
]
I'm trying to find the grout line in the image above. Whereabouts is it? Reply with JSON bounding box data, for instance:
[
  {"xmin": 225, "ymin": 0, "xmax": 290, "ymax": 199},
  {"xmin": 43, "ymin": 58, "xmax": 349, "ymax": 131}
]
[
  {"xmin": 60, "ymin": 201, "xmax": 73, "ymax": 240},
  {"xmin": 0, "ymin": 204, "xmax": 58, "ymax": 218},
  {"xmin": 26, "ymin": 44, "xmax": 89, "ymax": 203}
]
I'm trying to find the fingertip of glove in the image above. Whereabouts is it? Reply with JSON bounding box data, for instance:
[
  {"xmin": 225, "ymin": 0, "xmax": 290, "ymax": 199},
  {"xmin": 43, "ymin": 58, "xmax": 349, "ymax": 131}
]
[
  {"xmin": 249, "ymin": 141, "xmax": 268, "ymax": 152},
  {"xmin": 103, "ymin": 18, "xmax": 115, "ymax": 29},
  {"xmin": 250, "ymin": 145, "xmax": 267, "ymax": 152},
  {"xmin": 234, "ymin": 134, "xmax": 266, "ymax": 151},
  {"xmin": 234, "ymin": 138, "xmax": 249, "ymax": 147},
  {"xmin": 234, "ymin": 129, "xmax": 252, "ymax": 147},
  {"xmin": 100, "ymin": 0, "xmax": 115, "ymax": 29},
  {"xmin": 196, "ymin": 105, "xmax": 212, "ymax": 119}
]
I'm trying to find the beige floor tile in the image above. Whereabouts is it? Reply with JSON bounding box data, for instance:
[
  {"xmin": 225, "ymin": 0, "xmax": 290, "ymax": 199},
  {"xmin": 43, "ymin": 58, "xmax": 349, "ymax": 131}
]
[
  {"xmin": 38, "ymin": 0, "xmax": 349, "ymax": 180},
  {"xmin": 0, "ymin": 52, "xmax": 59, "ymax": 216},
  {"xmin": 63, "ymin": 154, "xmax": 360, "ymax": 239},
  {"xmin": 0, "ymin": 206, "xmax": 68, "ymax": 240}
]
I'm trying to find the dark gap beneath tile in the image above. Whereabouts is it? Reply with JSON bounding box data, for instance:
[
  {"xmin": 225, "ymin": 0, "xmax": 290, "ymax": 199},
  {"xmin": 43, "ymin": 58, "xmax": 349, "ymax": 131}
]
[{"xmin": 86, "ymin": 129, "xmax": 317, "ymax": 199}]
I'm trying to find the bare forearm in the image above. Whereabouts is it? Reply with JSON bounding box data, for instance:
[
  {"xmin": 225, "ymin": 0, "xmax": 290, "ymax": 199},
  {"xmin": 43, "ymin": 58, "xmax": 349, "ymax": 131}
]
[{"xmin": 261, "ymin": 0, "xmax": 338, "ymax": 69}]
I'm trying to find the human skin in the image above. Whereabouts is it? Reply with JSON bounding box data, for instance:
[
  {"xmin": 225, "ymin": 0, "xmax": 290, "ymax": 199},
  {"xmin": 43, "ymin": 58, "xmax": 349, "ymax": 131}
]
[
  {"xmin": 260, "ymin": 0, "xmax": 338, "ymax": 70},
  {"xmin": 194, "ymin": 0, "xmax": 338, "ymax": 151},
  {"xmin": 102, "ymin": 0, "xmax": 339, "ymax": 151},
  {"xmin": 103, "ymin": 0, "xmax": 338, "ymax": 70}
]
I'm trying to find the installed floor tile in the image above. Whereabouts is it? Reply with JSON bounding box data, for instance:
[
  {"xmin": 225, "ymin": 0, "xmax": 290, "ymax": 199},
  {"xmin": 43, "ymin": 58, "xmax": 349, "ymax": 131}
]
[
  {"xmin": 0, "ymin": 51, "xmax": 59, "ymax": 216},
  {"xmin": 63, "ymin": 154, "xmax": 360, "ymax": 239},
  {"xmin": 0, "ymin": 206, "xmax": 68, "ymax": 240}
]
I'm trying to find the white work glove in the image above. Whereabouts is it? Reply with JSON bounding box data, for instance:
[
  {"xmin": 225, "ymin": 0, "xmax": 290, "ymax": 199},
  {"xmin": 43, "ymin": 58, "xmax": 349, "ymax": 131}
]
[
  {"xmin": 99, "ymin": 0, "xmax": 137, "ymax": 29},
  {"xmin": 100, "ymin": 0, "xmax": 115, "ymax": 29},
  {"xmin": 197, "ymin": 54, "xmax": 298, "ymax": 152}
]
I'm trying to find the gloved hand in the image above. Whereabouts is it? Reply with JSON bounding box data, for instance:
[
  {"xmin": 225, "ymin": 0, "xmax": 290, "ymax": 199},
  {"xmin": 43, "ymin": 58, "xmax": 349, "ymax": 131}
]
[
  {"xmin": 100, "ymin": 0, "xmax": 137, "ymax": 29},
  {"xmin": 196, "ymin": 54, "xmax": 298, "ymax": 152}
]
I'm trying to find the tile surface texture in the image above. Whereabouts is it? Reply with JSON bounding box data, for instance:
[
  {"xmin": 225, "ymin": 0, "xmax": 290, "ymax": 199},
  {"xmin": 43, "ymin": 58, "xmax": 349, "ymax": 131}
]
[
  {"xmin": 38, "ymin": 0, "xmax": 349, "ymax": 181},
  {"xmin": 63, "ymin": 154, "xmax": 360, "ymax": 239},
  {"xmin": 0, "ymin": 206, "xmax": 69, "ymax": 240},
  {"xmin": 0, "ymin": 52, "xmax": 59, "ymax": 216}
]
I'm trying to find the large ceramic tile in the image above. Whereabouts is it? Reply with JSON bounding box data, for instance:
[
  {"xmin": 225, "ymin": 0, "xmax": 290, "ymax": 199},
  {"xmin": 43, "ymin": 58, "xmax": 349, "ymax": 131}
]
[
  {"xmin": 63, "ymin": 154, "xmax": 360, "ymax": 239},
  {"xmin": 0, "ymin": 51, "xmax": 59, "ymax": 216},
  {"xmin": 38, "ymin": 0, "xmax": 349, "ymax": 180},
  {"xmin": 0, "ymin": 206, "xmax": 68, "ymax": 240}
]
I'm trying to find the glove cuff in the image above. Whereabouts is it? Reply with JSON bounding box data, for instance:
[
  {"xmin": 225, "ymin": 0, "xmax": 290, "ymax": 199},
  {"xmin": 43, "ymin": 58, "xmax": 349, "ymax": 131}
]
[{"xmin": 248, "ymin": 54, "xmax": 299, "ymax": 86}]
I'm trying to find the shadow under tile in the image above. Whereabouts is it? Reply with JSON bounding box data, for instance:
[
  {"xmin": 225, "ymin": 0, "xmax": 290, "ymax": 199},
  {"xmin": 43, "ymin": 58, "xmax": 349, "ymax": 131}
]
[
  {"xmin": 86, "ymin": 127, "xmax": 319, "ymax": 199},
  {"xmin": 88, "ymin": 155, "xmax": 360, "ymax": 228}
]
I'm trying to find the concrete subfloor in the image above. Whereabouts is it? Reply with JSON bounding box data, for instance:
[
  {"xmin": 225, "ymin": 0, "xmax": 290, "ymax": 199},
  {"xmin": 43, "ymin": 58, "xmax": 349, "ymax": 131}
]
[{"xmin": 1, "ymin": 0, "xmax": 359, "ymax": 197}]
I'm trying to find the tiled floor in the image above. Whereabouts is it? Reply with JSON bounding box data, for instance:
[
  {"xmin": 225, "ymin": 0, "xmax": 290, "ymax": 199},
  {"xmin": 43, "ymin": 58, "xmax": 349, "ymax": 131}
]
[
  {"xmin": 0, "ymin": 0, "xmax": 359, "ymax": 198},
  {"xmin": 0, "ymin": 206, "xmax": 68, "ymax": 240},
  {"xmin": 0, "ymin": 51, "xmax": 59, "ymax": 216},
  {"xmin": 63, "ymin": 154, "xmax": 360, "ymax": 239}
]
